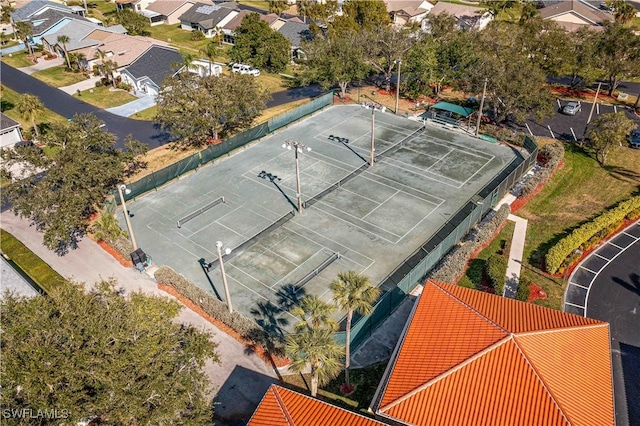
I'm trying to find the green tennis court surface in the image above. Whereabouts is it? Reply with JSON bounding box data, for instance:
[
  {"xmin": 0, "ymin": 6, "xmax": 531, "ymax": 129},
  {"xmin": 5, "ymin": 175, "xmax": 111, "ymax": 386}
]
[{"xmin": 121, "ymin": 105, "xmax": 517, "ymax": 325}]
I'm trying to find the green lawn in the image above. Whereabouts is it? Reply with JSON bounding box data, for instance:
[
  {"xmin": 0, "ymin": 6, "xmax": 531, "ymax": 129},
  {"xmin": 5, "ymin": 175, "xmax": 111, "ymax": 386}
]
[
  {"xmin": 130, "ymin": 105, "xmax": 158, "ymax": 121},
  {"xmin": 517, "ymin": 142, "xmax": 640, "ymax": 309},
  {"xmin": 146, "ymin": 24, "xmax": 212, "ymax": 53},
  {"xmin": 0, "ymin": 229, "xmax": 67, "ymax": 295},
  {"xmin": 73, "ymin": 85, "xmax": 137, "ymax": 109},
  {"xmin": 458, "ymin": 221, "xmax": 515, "ymax": 289},
  {"xmin": 31, "ymin": 66, "xmax": 88, "ymax": 87},
  {"xmin": 1, "ymin": 51, "xmax": 36, "ymax": 68},
  {"xmin": 1, "ymin": 85, "xmax": 67, "ymax": 139}
]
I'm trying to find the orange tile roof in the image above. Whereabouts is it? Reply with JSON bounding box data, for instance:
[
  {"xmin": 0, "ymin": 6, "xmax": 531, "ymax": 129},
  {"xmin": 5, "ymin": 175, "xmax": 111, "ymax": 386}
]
[
  {"xmin": 248, "ymin": 385, "xmax": 387, "ymax": 426},
  {"xmin": 374, "ymin": 281, "xmax": 614, "ymax": 426}
]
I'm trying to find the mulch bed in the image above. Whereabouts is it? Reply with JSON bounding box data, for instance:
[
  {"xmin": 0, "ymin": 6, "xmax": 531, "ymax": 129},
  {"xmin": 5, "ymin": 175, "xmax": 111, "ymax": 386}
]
[
  {"xmin": 158, "ymin": 283, "xmax": 290, "ymax": 368},
  {"xmin": 96, "ymin": 240, "xmax": 133, "ymax": 267},
  {"xmin": 549, "ymin": 86, "xmax": 618, "ymax": 103},
  {"xmin": 527, "ymin": 283, "xmax": 547, "ymax": 303}
]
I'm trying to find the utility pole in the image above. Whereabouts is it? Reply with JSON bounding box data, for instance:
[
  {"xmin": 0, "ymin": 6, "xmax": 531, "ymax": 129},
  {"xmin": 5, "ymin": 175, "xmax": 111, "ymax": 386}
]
[
  {"xmin": 394, "ymin": 59, "xmax": 402, "ymax": 115},
  {"xmin": 475, "ymin": 78, "xmax": 488, "ymax": 137},
  {"xmin": 586, "ymin": 82, "xmax": 602, "ymax": 125}
]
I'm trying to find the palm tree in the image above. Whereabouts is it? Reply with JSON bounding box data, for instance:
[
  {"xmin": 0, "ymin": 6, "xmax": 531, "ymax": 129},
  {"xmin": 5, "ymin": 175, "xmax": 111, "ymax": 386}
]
[
  {"xmin": 291, "ymin": 295, "xmax": 338, "ymax": 332},
  {"xmin": 296, "ymin": 0, "xmax": 312, "ymax": 23},
  {"xmin": 57, "ymin": 34, "xmax": 71, "ymax": 69},
  {"xmin": 103, "ymin": 59, "xmax": 118, "ymax": 87},
  {"xmin": 202, "ymin": 41, "xmax": 218, "ymax": 76},
  {"xmin": 330, "ymin": 271, "xmax": 380, "ymax": 388},
  {"xmin": 16, "ymin": 94, "xmax": 44, "ymax": 138},
  {"xmin": 612, "ymin": 1, "xmax": 636, "ymax": 24},
  {"xmin": 285, "ymin": 327, "xmax": 343, "ymax": 397},
  {"xmin": 15, "ymin": 21, "xmax": 34, "ymax": 57},
  {"xmin": 269, "ymin": 0, "xmax": 288, "ymax": 16},
  {"xmin": 91, "ymin": 202, "xmax": 127, "ymax": 244}
]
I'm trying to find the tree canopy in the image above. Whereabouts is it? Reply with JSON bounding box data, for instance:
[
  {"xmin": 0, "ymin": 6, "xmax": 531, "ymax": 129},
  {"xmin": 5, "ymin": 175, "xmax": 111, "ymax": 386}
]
[
  {"xmin": 229, "ymin": 13, "xmax": 291, "ymax": 72},
  {"xmin": 1, "ymin": 281, "xmax": 218, "ymax": 424},
  {"xmin": 588, "ymin": 112, "xmax": 636, "ymax": 165},
  {"xmin": 116, "ymin": 8, "xmax": 150, "ymax": 36},
  {"xmin": 155, "ymin": 72, "xmax": 269, "ymax": 147},
  {"xmin": 596, "ymin": 22, "xmax": 640, "ymax": 96},
  {"xmin": 0, "ymin": 114, "xmax": 146, "ymax": 252}
]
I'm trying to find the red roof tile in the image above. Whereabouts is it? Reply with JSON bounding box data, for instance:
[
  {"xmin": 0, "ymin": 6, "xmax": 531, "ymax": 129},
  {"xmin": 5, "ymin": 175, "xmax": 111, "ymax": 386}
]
[
  {"xmin": 249, "ymin": 385, "xmax": 387, "ymax": 426},
  {"xmin": 374, "ymin": 281, "xmax": 614, "ymax": 426}
]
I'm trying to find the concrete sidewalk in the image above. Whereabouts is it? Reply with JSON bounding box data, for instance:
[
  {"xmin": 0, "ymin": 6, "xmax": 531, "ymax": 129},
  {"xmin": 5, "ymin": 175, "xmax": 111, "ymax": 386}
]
[
  {"xmin": 0, "ymin": 213, "xmax": 277, "ymax": 426},
  {"xmin": 504, "ymin": 214, "xmax": 528, "ymax": 297},
  {"xmin": 59, "ymin": 75, "xmax": 102, "ymax": 95},
  {"xmin": 106, "ymin": 95, "xmax": 156, "ymax": 117}
]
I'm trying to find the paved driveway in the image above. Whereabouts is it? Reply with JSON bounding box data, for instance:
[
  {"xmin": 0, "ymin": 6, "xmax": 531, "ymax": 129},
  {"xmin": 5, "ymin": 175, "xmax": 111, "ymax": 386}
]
[{"xmin": 566, "ymin": 220, "xmax": 640, "ymax": 426}]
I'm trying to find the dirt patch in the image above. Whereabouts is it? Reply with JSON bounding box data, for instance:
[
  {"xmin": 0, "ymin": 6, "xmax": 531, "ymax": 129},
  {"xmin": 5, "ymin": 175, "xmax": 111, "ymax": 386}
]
[{"xmin": 128, "ymin": 144, "xmax": 200, "ymax": 182}]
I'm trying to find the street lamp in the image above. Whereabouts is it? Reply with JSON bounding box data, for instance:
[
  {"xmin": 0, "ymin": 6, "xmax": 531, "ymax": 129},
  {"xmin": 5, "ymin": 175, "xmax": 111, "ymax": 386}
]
[
  {"xmin": 394, "ymin": 59, "xmax": 402, "ymax": 115},
  {"xmin": 216, "ymin": 241, "xmax": 233, "ymax": 313},
  {"xmin": 281, "ymin": 140, "xmax": 311, "ymax": 213},
  {"xmin": 364, "ymin": 102, "xmax": 384, "ymax": 167},
  {"xmin": 116, "ymin": 183, "xmax": 137, "ymax": 250}
]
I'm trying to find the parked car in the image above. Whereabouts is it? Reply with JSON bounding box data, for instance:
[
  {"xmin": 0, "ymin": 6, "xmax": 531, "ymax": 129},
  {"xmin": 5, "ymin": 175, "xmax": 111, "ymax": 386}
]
[
  {"xmin": 231, "ymin": 63, "xmax": 260, "ymax": 77},
  {"xmin": 630, "ymin": 129, "xmax": 640, "ymax": 149},
  {"xmin": 561, "ymin": 101, "xmax": 581, "ymax": 115}
]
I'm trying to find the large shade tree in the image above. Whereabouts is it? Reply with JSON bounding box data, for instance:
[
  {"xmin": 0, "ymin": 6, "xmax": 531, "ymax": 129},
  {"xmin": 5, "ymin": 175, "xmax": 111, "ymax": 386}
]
[
  {"xmin": 588, "ymin": 112, "xmax": 636, "ymax": 165},
  {"xmin": 363, "ymin": 26, "xmax": 416, "ymax": 92},
  {"xmin": 229, "ymin": 12, "xmax": 291, "ymax": 72},
  {"xmin": 1, "ymin": 114, "xmax": 146, "ymax": 252},
  {"xmin": 156, "ymin": 72, "xmax": 269, "ymax": 147},
  {"xmin": 330, "ymin": 271, "xmax": 380, "ymax": 389},
  {"xmin": 596, "ymin": 22, "xmax": 640, "ymax": 96},
  {"xmin": 1, "ymin": 281, "xmax": 218, "ymax": 424}
]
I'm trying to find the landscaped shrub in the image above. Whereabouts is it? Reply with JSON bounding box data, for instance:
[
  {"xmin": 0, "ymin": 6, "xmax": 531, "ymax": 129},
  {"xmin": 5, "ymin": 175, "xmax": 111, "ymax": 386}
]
[
  {"xmin": 515, "ymin": 276, "xmax": 531, "ymax": 302},
  {"xmin": 545, "ymin": 195, "xmax": 640, "ymax": 273},
  {"xmin": 153, "ymin": 266, "xmax": 284, "ymax": 351},
  {"xmin": 428, "ymin": 204, "xmax": 510, "ymax": 284},
  {"xmin": 520, "ymin": 142, "xmax": 564, "ymax": 198},
  {"xmin": 190, "ymin": 30, "xmax": 205, "ymax": 41},
  {"xmin": 486, "ymin": 254, "xmax": 508, "ymax": 296}
]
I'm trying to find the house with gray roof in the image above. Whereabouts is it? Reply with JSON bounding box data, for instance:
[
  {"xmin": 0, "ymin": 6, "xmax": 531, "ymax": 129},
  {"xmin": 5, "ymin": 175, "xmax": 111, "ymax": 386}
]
[
  {"xmin": 145, "ymin": 0, "xmax": 205, "ymax": 25},
  {"xmin": 538, "ymin": 0, "xmax": 613, "ymax": 31},
  {"xmin": 15, "ymin": 8, "xmax": 92, "ymax": 47},
  {"xmin": 277, "ymin": 20, "xmax": 312, "ymax": 60},
  {"xmin": 41, "ymin": 20, "xmax": 127, "ymax": 60},
  {"xmin": 0, "ymin": 113, "xmax": 23, "ymax": 148},
  {"xmin": 11, "ymin": 0, "xmax": 74, "ymax": 23},
  {"xmin": 178, "ymin": 2, "xmax": 239, "ymax": 37},
  {"xmin": 119, "ymin": 45, "xmax": 184, "ymax": 96}
]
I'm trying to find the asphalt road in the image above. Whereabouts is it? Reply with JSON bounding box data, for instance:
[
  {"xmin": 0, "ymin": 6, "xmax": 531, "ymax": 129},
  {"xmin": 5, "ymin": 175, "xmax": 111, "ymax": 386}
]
[
  {"xmin": 2, "ymin": 64, "xmax": 171, "ymax": 149},
  {"xmin": 587, "ymin": 238, "xmax": 640, "ymax": 426}
]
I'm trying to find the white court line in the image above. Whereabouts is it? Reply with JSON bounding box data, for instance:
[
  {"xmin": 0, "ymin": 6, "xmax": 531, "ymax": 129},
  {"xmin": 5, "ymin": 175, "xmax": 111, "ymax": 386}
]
[
  {"xmin": 579, "ymin": 265, "xmax": 598, "ymax": 275},
  {"xmin": 286, "ymin": 222, "xmax": 375, "ymax": 269},
  {"xmin": 377, "ymin": 156, "xmax": 464, "ymax": 189},
  {"xmin": 568, "ymin": 281, "xmax": 589, "ymax": 290},
  {"xmin": 313, "ymin": 132, "xmax": 396, "ymax": 156},
  {"xmin": 421, "ymin": 134, "xmax": 495, "ymax": 159},
  {"xmin": 315, "ymin": 200, "xmax": 402, "ymax": 243},
  {"xmin": 362, "ymin": 190, "xmax": 399, "ymax": 220},
  {"xmin": 395, "ymin": 199, "xmax": 446, "ymax": 243},
  {"xmin": 594, "ymin": 253, "xmax": 611, "ymax": 261},
  {"xmin": 316, "ymin": 113, "xmax": 366, "ymax": 139},
  {"xmin": 186, "ymin": 205, "xmax": 241, "ymax": 237},
  {"xmin": 459, "ymin": 155, "xmax": 495, "ymax": 187},
  {"xmin": 390, "ymin": 142, "xmax": 451, "ymax": 160},
  {"xmin": 367, "ymin": 159, "xmax": 459, "ymax": 196},
  {"xmin": 425, "ymin": 149, "xmax": 454, "ymax": 172},
  {"xmin": 225, "ymin": 264, "xmax": 272, "ymax": 299},
  {"xmin": 352, "ymin": 114, "xmax": 416, "ymax": 135},
  {"xmin": 359, "ymin": 169, "xmax": 444, "ymax": 205},
  {"xmin": 565, "ymin": 301, "xmax": 585, "ymax": 309}
]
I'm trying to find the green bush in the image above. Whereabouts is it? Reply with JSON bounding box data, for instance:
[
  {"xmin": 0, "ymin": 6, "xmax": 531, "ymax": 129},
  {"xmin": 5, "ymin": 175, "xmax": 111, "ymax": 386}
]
[
  {"xmin": 0, "ymin": 229, "xmax": 66, "ymax": 294},
  {"xmin": 486, "ymin": 254, "xmax": 508, "ymax": 296},
  {"xmin": 545, "ymin": 195, "xmax": 640, "ymax": 273},
  {"xmin": 190, "ymin": 30, "xmax": 205, "ymax": 41},
  {"xmin": 515, "ymin": 276, "xmax": 531, "ymax": 302},
  {"xmin": 153, "ymin": 266, "xmax": 286, "ymax": 353}
]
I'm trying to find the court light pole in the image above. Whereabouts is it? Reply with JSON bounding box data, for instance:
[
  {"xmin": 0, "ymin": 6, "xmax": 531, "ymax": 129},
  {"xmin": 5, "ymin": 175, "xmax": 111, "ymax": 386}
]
[
  {"xmin": 282, "ymin": 140, "xmax": 311, "ymax": 213},
  {"xmin": 370, "ymin": 105, "xmax": 375, "ymax": 166},
  {"xmin": 117, "ymin": 183, "xmax": 137, "ymax": 250},
  {"xmin": 475, "ymin": 78, "xmax": 488, "ymax": 137},
  {"xmin": 394, "ymin": 59, "xmax": 402, "ymax": 115},
  {"xmin": 216, "ymin": 241, "xmax": 233, "ymax": 313}
]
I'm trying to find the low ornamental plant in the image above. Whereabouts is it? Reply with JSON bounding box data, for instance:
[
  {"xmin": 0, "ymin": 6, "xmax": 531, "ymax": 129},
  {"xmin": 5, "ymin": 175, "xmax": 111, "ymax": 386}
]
[
  {"xmin": 486, "ymin": 254, "xmax": 508, "ymax": 296},
  {"xmin": 545, "ymin": 195, "xmax": 640, "ymax": 274},
  {"xmin": 520, "ymin": 142, "xmax": 564, "ymax": 199}
]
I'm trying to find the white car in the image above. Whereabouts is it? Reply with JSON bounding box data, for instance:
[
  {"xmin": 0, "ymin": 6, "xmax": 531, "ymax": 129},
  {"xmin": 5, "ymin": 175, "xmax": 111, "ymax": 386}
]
[{"xmin": 231, "ymin": 63, "xmax": 260, "ymax": 77}]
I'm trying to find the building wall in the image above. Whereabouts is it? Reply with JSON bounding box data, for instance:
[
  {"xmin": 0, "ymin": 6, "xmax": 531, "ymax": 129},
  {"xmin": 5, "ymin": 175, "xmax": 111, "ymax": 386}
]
[
  {"xmin": 550, "ymin": 12, "xmax": 591, "ymax": 25},
  {"xmin": 0, "ymin": 127, "xmax": 24, "ymax": 148}
]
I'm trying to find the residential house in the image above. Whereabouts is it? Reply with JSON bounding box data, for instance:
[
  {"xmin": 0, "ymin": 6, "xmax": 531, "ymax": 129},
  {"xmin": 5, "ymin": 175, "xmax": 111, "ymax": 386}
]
[
  {"xmin": 41, "ymin": 20, "xmax": 127, "ymax": 63},
  {"xmin": 77, "ymin": 32, "xmax": 170, "ymax": 73},
  {"xmin": 385, "ymin": 0, "xmax": 433, "ymax": 28},
  {"xmin": 220, "ymin": 9, "xmax": 250, "ymax": 43},
  {"xmin": 13, "ymin": 8, "xmax": 92, "ymax": 46},
  {"xmin": 538, "ymin": 0, "xmax": 613, "ymax": 32},
  {"xmin": 370, "ymin": 280, "xmax": 615, "ymax": 425},
  {"xmin": 276, "ymin": 20, "xmax": 313, "ymax": 61},
  {"xmin": 11, "ymin": 0, "xmax": 74, "ymax": 23},
  {"xmin": 186, "ymin": 58, "xmax": 222, "ymax": 77},
  {"xmin": 115, "ymin": 0, "xmax": 156, "ymax": 12},
  {"xmin": 144, "ymin": 0, "xmax": 206, "ymax": 25},
  {"xmin": 0, "ymin": 113, "xmax": 24, "ymax": 148},
  {"xmin": 178, "ymin": 2, "xmax": 239, "ymax": 38},
  {"xmin": 248, "ymin": 385, "xmax": 387, "ymax": 426},
  {"xmin": 119, "ymin": 45, "xmax": 184, "ymax": 96},
  {"xmin": 427, "ymin": 2, "xmax": 493, "ymax": 31}
]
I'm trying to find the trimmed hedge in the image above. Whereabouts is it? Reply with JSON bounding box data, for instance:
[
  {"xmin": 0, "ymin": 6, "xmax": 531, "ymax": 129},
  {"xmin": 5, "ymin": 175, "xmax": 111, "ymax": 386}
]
[
  {"xmin": 515, "ymin": 276, "xmax": 531, "ymax": 302},
  {"xmin": 428, "ymin": 204, "xmax": 511, "ymax": 284},
  {"xmin": 154, "ymin": 266, "xmax": 286, "ymax": 356},
  {"xmin": 545, "ymin": 195, "xmax": 640, "ymax": 273},
  {"xmin": 486, "ymin": 254, "xmax": 508, "ymax": 296},
  {"xmin": 0, "ymin": 229, "xmax": 67, "ymax": 294}
]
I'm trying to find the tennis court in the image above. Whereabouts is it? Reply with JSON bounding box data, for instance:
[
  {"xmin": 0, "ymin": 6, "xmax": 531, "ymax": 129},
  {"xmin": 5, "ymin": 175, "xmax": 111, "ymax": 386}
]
[{"xmin": 121, "ymin": 105, "xmax": 517, "ymax": 324}]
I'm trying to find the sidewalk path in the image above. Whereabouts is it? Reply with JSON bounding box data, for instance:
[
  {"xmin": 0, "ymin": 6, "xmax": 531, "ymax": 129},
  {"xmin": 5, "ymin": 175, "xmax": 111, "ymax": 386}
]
[
  {"xmin": 59, "ymin": 75, "xmax": 102, "ymax": 95},
  {"xmin": 15, "ymin": 56, "xmax": 62, "ymax": 75},
  {"xmin": 504, "ymin": 214, "xmax": 528, "ymax": 298},
  {"xmin": 0, "ymin": 214, "xmax": 277, "ymax": 426},
  {"xmin": 106, "ymin": 95, "xmax": 156, "ymax": 117}
]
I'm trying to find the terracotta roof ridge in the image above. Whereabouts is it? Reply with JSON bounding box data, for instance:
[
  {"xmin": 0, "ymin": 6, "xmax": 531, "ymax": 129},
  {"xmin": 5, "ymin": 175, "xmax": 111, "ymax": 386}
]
[
  {"xmin": 272, "ymin": 386, "xmax": 296, "ymax": 426},
  {"xmin": 511, "ymin": 336, "xmax": 572, "ymax": 426},
  {"xmin": 380, "ymin": 335, "xmax": 512, "ymax": 413},
  {"xmin": 514, "ymin": 321, "xmax": 608, "ymax": 338},
  {"xmin": 430, "ymin": 281, "xmax": 510, "ymax": 334}
]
